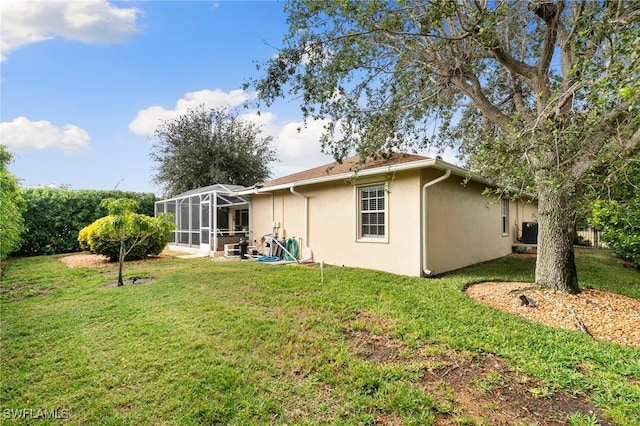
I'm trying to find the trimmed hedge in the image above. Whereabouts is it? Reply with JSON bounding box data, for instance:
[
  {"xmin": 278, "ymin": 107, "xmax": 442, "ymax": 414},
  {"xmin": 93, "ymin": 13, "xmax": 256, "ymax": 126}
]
[
  {"xmin": 0, "ymin": 146, "xmax": 26, "ymax": 261},
  {"xmin": 78, "ymin": 213, "xmax": 173, "ymax": 262},
  {"xmin": 19, "ymin": 188, "xmax": 156, "ymax": 256}
]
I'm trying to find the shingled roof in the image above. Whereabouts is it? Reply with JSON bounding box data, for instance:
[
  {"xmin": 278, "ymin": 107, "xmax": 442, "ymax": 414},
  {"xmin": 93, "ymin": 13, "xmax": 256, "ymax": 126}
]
[{"xmin": 258, "ymin": 153, "xmax": 431, "ymax": 189}]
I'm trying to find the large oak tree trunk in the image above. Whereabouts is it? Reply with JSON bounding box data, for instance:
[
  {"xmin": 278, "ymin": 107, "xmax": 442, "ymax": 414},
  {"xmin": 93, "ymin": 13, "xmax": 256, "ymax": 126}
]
[{"xmin": 535, "ymin": 187, "xmax": 579, "ymax": 294}]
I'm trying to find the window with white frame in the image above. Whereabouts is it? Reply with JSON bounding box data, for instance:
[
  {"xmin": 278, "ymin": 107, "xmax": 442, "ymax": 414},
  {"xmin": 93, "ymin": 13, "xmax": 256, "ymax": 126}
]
[
  {"xmin": 501, "ymin": 198, "xmax": 509, "ymax": 236},
  {"xmin": 359, "ymin": 184, "xmax": 387, "ymax": 239}
]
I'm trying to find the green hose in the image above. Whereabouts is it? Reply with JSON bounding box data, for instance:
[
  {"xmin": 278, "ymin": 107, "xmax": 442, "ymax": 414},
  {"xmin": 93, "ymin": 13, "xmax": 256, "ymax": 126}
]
[{"xmin": 284, "ymin": 237, "xmax": 299, "ymax": 261}]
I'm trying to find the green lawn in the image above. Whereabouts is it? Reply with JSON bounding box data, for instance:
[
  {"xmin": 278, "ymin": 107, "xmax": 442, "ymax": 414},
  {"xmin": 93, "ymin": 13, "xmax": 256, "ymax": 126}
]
[{"xmin": 1, "ymin": 249, "xmax": 638, "ymax": 425}]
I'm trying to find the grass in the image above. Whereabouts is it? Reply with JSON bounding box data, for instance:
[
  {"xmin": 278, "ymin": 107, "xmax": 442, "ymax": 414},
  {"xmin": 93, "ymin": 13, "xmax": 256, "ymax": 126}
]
[
  {"xmin": 471, "ymin": 371, "xmax": 506, "ymax": 392},
  {"xmin": 1, "ymin": 248, "xmax": 639, "ymax": 425}
]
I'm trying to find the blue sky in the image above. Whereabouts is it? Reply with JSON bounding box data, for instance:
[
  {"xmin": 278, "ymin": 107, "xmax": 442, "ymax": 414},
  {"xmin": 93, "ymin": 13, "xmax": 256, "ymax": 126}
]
[{"xmin": 1, "ymin": 0, "xmax": 454, "ymax": 195}]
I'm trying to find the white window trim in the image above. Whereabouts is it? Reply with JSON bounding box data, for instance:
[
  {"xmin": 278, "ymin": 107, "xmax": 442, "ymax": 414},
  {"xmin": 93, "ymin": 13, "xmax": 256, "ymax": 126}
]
[
  {"xmin": 501, "ymin": 198, "xmax": 509, "ymax": 237},
  {"xmin": 355, "ymin": 182, "xmax": 389, "ymax": 243}
]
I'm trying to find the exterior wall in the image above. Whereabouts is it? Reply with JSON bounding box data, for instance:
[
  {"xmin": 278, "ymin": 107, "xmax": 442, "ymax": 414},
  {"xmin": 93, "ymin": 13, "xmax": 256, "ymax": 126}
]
[
  {"xmin": 249, "ymin": 190, "xmax": 306, "ymax": 248},
  {"xmin": 423, "ymin": 170, "xmax": 537, "ymax": 275},
  {"xmin": 249, "ymin": 194, "xmax": 274, "ymax": 248},
  {"xmin": 250, "ymin": 167, "xmax": 538, "ymax": 277},
  {"xmin": 249, "ymin": 170, "xmax": 424, "ymax": 276},
  {"xmin": 511, "ymin": 198, "xmax": 538, "ymax": 241}
]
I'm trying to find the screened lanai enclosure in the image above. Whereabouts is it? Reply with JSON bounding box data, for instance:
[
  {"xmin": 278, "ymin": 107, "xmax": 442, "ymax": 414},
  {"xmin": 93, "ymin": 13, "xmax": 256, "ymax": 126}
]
[{"xmin": 154, "ymin": 184, "xmax": 250, "ymax": 253}]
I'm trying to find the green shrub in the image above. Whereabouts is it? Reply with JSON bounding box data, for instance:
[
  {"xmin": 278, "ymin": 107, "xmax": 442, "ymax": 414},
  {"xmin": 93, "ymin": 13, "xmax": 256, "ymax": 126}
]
[
  {"xmin": 77, "ymin": 219, "xmax": 99, "ymax": 252},
  {"xmin": 590, "ymin": 198, "xmax": 640, "ymax": 268},
  {"xmin": 78, "ymin": 214, "xmax": 173, "ymax": 262},
  {"xmin": 0, "ymin": 146, "xmax": 26, "ymax": 260}
]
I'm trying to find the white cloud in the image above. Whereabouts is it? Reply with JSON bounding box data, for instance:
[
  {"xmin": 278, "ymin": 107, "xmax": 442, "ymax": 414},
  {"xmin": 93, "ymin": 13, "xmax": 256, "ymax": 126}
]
[
  {"xmin": 129, "ymin": 89, "xmax": 254, "ymax": 135},
  {"xmin": 0, "ymin": 116, "xmax": 91, "ymax": 154},
  {"xmin": 132, "ymin": 88, "xmax": 465, "ymax": 181},
  {"xmin": 239, "ymin": 110, "xmax": 277, "ymax": 130},
  {"xmin": 269, "ymin": 118, "xmax": 334, "ymax": 176},
  {"xmin": 277, "ymin": 120, "xmax": 326, "ymax": 157},
  {"xmin": 423, "ymin": 147, "xmax": 460, "ymax": 165},
  {"xmin": 131, "ymin": 87, "xmax": 335, "ymax": 178},
  {"xmin": 0, "ymin": 0, "xmax": 140, "ymax": 61},
  {"xmin": 130, "ymin": 87, "xmax": 333, "ymax": 177}
]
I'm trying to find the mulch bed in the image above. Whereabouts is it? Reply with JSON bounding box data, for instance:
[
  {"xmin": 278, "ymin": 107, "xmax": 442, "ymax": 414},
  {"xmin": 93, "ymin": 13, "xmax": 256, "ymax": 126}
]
[{"xmin": 466, "ymin": 281, "xmax": 640, "ymax": 347}]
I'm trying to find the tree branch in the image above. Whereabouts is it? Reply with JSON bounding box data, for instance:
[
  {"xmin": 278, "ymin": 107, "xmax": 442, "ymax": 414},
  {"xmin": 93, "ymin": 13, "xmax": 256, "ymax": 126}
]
[
  {"xmin": 530, "ymin": 0, "xmax": 562, "ymax": 76},
  {"xmin": 490, "ymin": 46, "xmax": 537, "ymax": 84},
  {"xmin": 511, "ymin": 74, "xmax": 534, "ymax": 126},
  {"xmin": 600, "ymin": 100, "xmax": 633, "ymax": 128},
  {"xmin": 624, "ymin": 126, "xmax": 640, "ymax": 153},
  {"xmin": 450, "ymin": 72, "xmax": 512, "ymax": 133},
  {"xmin": 553, "ymin": 81, "xmax": 584, "ymax": 115},
  {"xmin": 568, "ymin": 101, "xmax": 636, "ymax": 180}
]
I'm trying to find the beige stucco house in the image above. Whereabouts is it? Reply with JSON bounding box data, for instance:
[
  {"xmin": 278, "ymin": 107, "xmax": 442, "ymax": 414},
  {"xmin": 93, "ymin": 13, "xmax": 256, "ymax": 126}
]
[{"xmin": 237, "ymin": 154, "xmax": 537, "ymax": 277}]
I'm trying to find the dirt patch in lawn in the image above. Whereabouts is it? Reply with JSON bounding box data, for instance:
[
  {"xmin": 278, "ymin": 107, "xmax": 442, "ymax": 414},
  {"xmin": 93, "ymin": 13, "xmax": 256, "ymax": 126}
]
[
  {"xmin": 466, "ymin": 281, "xmax": 640, "ymax": 347},
  {"xmin": 346, "ymin": 313, "xmax": 611, "ymax": 425},
  {"xmin": 421, "ymin": 352, "xmax": 610, "ymax": 425}
]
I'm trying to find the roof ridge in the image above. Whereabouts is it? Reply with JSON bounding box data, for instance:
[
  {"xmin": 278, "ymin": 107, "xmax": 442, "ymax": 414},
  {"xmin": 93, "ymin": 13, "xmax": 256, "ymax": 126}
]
[{"xmin": 260, "ymin": 152, "xmax": 430, "ymax": 188}]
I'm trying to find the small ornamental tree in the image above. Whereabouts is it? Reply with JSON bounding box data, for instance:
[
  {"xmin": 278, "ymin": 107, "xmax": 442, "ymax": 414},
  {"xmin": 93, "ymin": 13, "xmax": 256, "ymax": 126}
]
[{"xmin": 79, "ymin": 198, "xmax": 174, "ymax": 286}]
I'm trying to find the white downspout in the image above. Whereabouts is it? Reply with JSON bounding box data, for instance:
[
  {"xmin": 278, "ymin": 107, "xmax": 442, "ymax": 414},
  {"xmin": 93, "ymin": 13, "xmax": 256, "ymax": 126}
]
[
  {"xmin": 422, "ymin": 169, "xmax": 451, "ymax": 276},
  {"xmin": 253, "ymin": 187, "xmax": 275, "ymax": 255},
  {"xmin": 271, "ymin": 193, "xmax": 276, "ymax": 238},
  {"xmin": 289, "ymin": 186, "xmax": 313, "ymax": 262}
]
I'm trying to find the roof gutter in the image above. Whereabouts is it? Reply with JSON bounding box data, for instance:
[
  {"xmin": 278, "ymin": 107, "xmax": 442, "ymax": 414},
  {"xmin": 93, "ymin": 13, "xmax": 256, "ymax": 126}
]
[
  {"xmin": 422, "ymin": 169, "xmax": 452, "ymax": 276},
  {"xmin": 235, "ymin": 158, "xmax": 482, "ymax": 195}
]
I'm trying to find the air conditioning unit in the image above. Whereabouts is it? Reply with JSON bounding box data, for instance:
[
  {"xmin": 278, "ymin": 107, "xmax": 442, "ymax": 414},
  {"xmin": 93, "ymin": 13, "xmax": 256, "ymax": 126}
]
[{"xmin": 522, "ymin": 222, "xmax": 538, "ymax": 244}]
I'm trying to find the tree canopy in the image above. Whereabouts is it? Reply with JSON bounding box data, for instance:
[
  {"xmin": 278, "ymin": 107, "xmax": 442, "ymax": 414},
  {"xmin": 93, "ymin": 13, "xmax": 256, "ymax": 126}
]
[
  {"xmin": 0, "ymin": 145, "xmax": 26, "ymax": 261},
  {"xmin": 251, "ymin": 0, "xmax": 640, "ymax": 293},
  {"xmin": 150, "ymin": 106, "xmax": 277, "ymax": 197}
]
